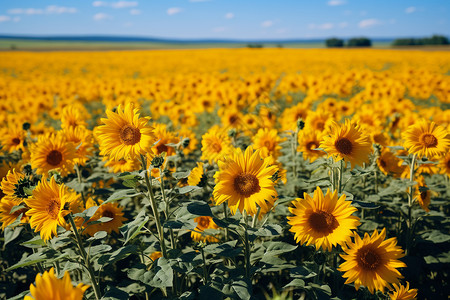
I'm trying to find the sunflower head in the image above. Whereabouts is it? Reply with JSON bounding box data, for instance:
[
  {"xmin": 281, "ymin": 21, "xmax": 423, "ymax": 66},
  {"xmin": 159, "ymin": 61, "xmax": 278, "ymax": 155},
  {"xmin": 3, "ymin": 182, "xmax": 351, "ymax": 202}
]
[
  {"xmin": 201, "ymin": 126, "xmax": 233, "ymax": 164},
  {"xmin": 188, "ymin": 162, "xmax": 207, "ymax": 187},
  {"xmin": 320, "ymin": 119, "xmax": 372, "ymax": 169},
  {"xmin": 191, "ymin": 216, "xmax": 220, "ymax": 243},
  {"xmin": 288, "ymin": 187, "xmax": 360, "ymax": 251},
  {"xmin": 389, "ymin": 282, "xmax": 418, "ymax": 300},
  {"xmin": 84, "ymin": 200, "xmax": 127, "ymax": 236}
]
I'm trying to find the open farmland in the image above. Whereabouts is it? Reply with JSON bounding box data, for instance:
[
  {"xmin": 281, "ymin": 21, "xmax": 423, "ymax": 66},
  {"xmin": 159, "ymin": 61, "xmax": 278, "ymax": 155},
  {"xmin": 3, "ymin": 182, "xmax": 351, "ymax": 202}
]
[{"xmin": 0, "ymin": 48, "xmax": 449, "ymax": 299}]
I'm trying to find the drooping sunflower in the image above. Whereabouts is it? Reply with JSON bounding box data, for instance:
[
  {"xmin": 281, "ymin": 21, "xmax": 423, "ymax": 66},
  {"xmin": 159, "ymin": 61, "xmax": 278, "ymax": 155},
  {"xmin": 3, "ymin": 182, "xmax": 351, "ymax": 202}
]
[
  {"xmin": 30, "ymin": 133, "xmax": 77, "ymax": 176},
  {"xmin": 84, "ymin": 200, "xmax": 127, "ymax": 236},
  {"xmin": 298, "ymin": 128, "xmax": 325, "ymax": 163},
  {"xmin": 320, "ymin": 119, "xmax": 372, "ymax": 169},
  {"xmin": 287, "ymin": 187, "xmax": 360, "ymax": 251},
  {"xmin": 188, "ymin": 162, "xmax": 207, "ymax": 187},
  {"xmin": 338, "ymin": 228, "xmax": 406, "ymax": 294},
  {"xmin": 213, "ymin": 146, "xmax": 278, "ymax": 216},
  {"xmin": 25, "ymin": 177, "xmax": 79, "ymax": 241},
  {"xmin": 389, "ymin": 282, "xmax": 418, "ymax": 300},
  {"xmin": 402, "ymin": 119, "xmax": 450, "ymax": 159},
  {"xmin": 252, "ymin": 128, "xmax": 283, "ymax": 159},
  {"xmin": 95, "ymin": 103, "xmax": 156, "ymax": 162},
  {"xmin": 201, "ymin": 126, "xmax": 233, "ymax": 164},
  {"xmin": 24, "ymin": 267, "xmax": 89, "ymax": 300},
  {"xmin": 191, "ymin": 216, "xmax": 220, "ymax": 243}
]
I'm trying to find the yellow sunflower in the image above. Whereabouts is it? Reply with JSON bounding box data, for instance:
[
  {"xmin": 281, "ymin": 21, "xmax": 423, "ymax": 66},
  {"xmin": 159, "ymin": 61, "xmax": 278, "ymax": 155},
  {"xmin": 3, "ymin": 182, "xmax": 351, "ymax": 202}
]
[
  {"xmin": 0, "ymin": 124, "xmax": 26, "ymax": 153},
  {"xmin": 287, "ymin": 187, "xmax": 360, "ymax": 251},
  {"xmin": 402, "ymin": 119, "xmax": 450, "ymax": 159},
  {"xmin": 298, "ymin": 128, "xmax": 325, "ymax": 163},
  {"xmin": 439, "ymin": 152, "xmax": 450, "ymax": 177},
  {"xmin": 389, "ymin": 282, "xmax": 418, "ymax": 300},
  {"xmin": 320, "ymin": 119, "xmax": 372, "ymax": 169},
  {"xmin": 191, "ymin": 216, "xmax": 220, "ymax": 243},
  {"xmin": 338, "ymin": 228, "xmax": 406, "ymax": 294},
  {"xmin": 178, "ymin": 126, "xmax": 198, "ymax": 156},
  {"xmin": 201, "ymin": 126, "xmax": 233, "ymax": 164},
  {"xmin": 414, "ymin": 177, "xmax": 433, "ymax": 212},
  {"xmin": 377, "ymin": 149, "xmax": 405, "ymax": 177},
  {"xmin": 30, "ymin": 133, "xmax": 77, "ymax": 177},
  {"xmin": 103, "ymin": 156, "xmax": 140, "ymax": 173},
  {"xmin": 84, "ymin": 200, "xmax": 127, "ymax": 236},
  {"xmin": 60, "ymin": 126, "xmax": 94, "ymax": 166},
  {"xmin": 0, "ymin": 199, "xmax": 29, "ymax": 229},
  {"xmin": 25, "ymin": 177, "xmax": 79, "ymax": 241},
  {"xmin": 188, "ymin": 162, "xmax": 207, "ymax": 187},
  {"xmin": 0, "ymin": 169, "xmax": 32, "ymax": 203},
  {"xmin": 213, "ymin": 146, "xmax": 278, "ymax": 216},
  {"xmin": 95, "ymin": 103, "xmax": 156, "ymax": 161},
  {"xmin": 60, "ymin": 104, "xmax": 88, "ymax": 129},
  {"xmin": 24, "ymin": 267, "xmax": 89, "ymax": 300},
  {"xmin": 152, "ymin": 123, "xmax": 177, "ymax": 157},
  {"xmin": 252, "ymin": 128, "xmax": 283, "ymax": 159}
]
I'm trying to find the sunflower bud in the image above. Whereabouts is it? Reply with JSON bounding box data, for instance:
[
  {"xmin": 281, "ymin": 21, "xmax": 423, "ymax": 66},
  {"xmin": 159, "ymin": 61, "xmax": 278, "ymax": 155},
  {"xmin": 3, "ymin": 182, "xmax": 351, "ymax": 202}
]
[
  {"xmin": 297, "ymin": 118, "xmax": 305, "ymax": 131},
  {"xmin": 151, "ymin": 156, "xmax": 165, "ymax": 168},
  {"xmin": 22, "ymin": 122, "xmax": 31, "ymax": 131}
]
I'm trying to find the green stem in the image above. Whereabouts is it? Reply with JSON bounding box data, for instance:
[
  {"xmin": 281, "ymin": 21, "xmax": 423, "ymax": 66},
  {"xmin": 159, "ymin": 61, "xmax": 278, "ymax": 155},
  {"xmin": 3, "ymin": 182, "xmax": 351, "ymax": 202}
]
[
  {"xmin": 200, "ymin": 246, "xmax": 209, "ymax": 285},
  {"xmin": 251, "ymin": 207, "xmax": 261, "ymax": 228},
  {"xmin": 141, "ymin": 155, "xmax": 168, "ymax": 259},
  {"xmin": 67, "ymin": 213, "xmax": 101, "ymax": 300},
  {"xmin": 243, "ymin": 212, "xmax": 251, "ymax": 280},
  {"xmin": 223, "ymin": 202, "xmax": 230, "ymax": 241},
  {"xmin": 291, "ymin": 130, "xmax": 299, "ymax": 179},
  {"xmin": 75, "ymin": 164, "xmax": 87, "ymax": 207},
  {"xmin": 338, "ymin": 160, "xmax": 344, "ymax": 193},
  {"xmin": 406, "ymin": 154, "xmax": 417, "ymax": 256}
]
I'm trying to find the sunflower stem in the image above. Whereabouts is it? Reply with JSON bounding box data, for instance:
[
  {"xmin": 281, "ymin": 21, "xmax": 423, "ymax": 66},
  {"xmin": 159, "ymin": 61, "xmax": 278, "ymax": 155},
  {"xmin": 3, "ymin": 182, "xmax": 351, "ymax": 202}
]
[
  {"xmin": 67, "ymin": 213, "xmax": 101, "ymax": 300},
  {"xmin": 75, "ymin": 164, "xmax": 87, "ymax": 207},
  {"xmin": 223, "ymin": 202, "xmax": 230, "ymax": 241},
  {"xmin": 291, "ymin": 129, "xmax": 299, "ymax": 180},
  {"xmin": 338, "ymin": 160, "xmax": 344, "ymax": 193},
  {"xmin": 243, "ymin": 212, "xmax": 251, "ymax": 280},
  {"xmin": 200, "ymin": 246, "xmax": 209, "ymax": 285},
  {"xmin": 406, "ymin": 154, "xmax": 417, "ymax": 256},
  {"xmin": 140, "ymin": 155, "xmax": 168, "ymax": 259},
  {"xmin": 251, "ymin": 207, "xmax": 261, "ymax": 228}
]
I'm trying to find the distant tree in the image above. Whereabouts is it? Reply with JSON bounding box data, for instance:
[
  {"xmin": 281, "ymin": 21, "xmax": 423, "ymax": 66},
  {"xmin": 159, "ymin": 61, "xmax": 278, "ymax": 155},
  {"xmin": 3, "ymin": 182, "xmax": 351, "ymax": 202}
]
[
  {"xmin": 325, "ymin": 38, "xmax": 344, "ymax": 48},
  {"xmin": 392, "ymin": 38, "xmax": 418, "ymax": 46},
  {"xmin": 347, "ymin": 37, "xmax": 372, "ymax": 47},
  {"xmin": 392, "ymin": 35, "xmax": 449, "ymax": 46},
  {"xmin": 246, "ymin": 43, "xmax": 264, "ymax": 48}
]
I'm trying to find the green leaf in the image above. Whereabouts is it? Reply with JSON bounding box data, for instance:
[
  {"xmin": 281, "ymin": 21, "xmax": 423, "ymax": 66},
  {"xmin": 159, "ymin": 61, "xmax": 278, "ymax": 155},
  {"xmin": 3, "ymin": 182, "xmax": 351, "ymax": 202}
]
[
  {"xmin": 4, "ymin": 226, "xmax": 24, "ymax": 247},
  {"xmin": 87, "ymin": 231, "xmax": 108, "ymax": 241},
  {"xmin": 173, "ymin": 171, "xmax": 191, "ymax": 180},
  {"xmin": 283, "ymin": 278, "xmax": 305, "ymax": 289},
  {"xmin": 122, "ymin": 179, "xmax": 138, "ymax": 188},
  {"xmin": 352, "ymin": 200, "xmax": 380, "ymax": 209},
  {"xmin": 9, "ymin": 204, "xmax": 26, "ymax": 214},
  {"xmin": 21, "ymin": 235, "xmax": 46, "ymax": 248},
  {"xmin": 254, "ymin": 224, "xmax": 283, "ymax": 237},
  {"xmin": 6, "ymin": 251, "xmax": 49, "ymax": 271},
  {"xmin": 105, "ymin": 189, "xmax": 140, "ymax": 204},
  {"xmin": 98, "ymin": 245, "xmax": 138, "ymax": 265},
  {"xmin": 204, "ymin": 240, "xmax": 242, "ymax": 258},
  {"xmin": 422, "ymin": 230, "xmax": 450, "ymax": 244},
  {"xmin": 120, "ymin": 210, "xmax": 149, "ymax": 244},
  {"xmin": 186, "ymin": 201, "xmax": 213, "ymax": 216},
  {"xmin": 101, "ymin": 286, "xmax": 130, "ymax": 300},
  {"xmin": 264, "ymin": 241, "xmax": 297, "ymax": 256},
  {"xmin": 231, "ymin": 280, "xmax": 251, "ymax": 300},
  {"xmin": 178, "ymin": 186, "xmax": 202, "ymax": 194}
]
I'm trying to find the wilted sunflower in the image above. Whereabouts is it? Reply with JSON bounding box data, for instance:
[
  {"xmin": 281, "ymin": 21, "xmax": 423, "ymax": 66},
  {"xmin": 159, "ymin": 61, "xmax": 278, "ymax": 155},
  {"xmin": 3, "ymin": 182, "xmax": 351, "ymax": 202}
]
[
  {"xmin": 95, "ymin": 103, "xmax": 156, "ymax": 161},
  {"xmin": 201, "ymin": 126, "xmax": 233, "ymax": 164},
  {"xmin": 389, "ymin": 282, "xmax": 418, "ymax": 300},
  {"xmin": 339, "ymin": 228, "xmax": 406, "ymax": 294},
  {"xmin": 24, "ymin": 267, "xmax": 89, "ymax": 300},
  {"xmin": 191, "ymin": 216, "xmax": 220, "ymax": 243},
  {"xmin": 402, "ymin": 119, "xmax": 450, "ymax": 159},
  {"xmin": 30, "ymin": 133, "xmax": 77, "ymax": 176},
  {"xmin": 25, "ymin": 177, "xmax": 79, "ymax": 241},
  {"xmin": 287, "ymin": 187, "xmax": 360, "ymax": 251},
  {"xmin": 84, "ymin": 200, "xmax": 127, "ymax": 236},
  {"xmin": 320, "ymin": 119, "xmax": 372, "ymax": 169},
  {"xmin": 213, "ymin": 146, "xmax": 278, "ymax": 216},
  {"xmin": 298, "ymin": 128, "xmax": 325, "ymax": 163},
  {"xmin": 188, "ymin": 162, "xmax": 207, "ymax": 187}
]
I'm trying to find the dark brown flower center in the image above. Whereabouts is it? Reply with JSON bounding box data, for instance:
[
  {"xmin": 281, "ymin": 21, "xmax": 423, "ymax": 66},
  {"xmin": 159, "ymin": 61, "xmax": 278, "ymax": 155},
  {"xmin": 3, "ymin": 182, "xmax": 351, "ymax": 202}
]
[
  {"xmin": 46, "ymin": 150, "xmax": 63, "ymax": 166},
  {"xmin": 156, "ymin": 143, "xmax": 169, "ymax": 155},
  {"xmin": 102, "ymin": 209, "xmax": 114, "ymax": 220},
  {"xmin": 211, "ymin": 142, "xmax": 222, "ymax": 153},
  {"xmin": 315, "ymin": 121, "xmax": 325, "ymax": 131},
  {"xmin": 306, "ymin": 141, "xmax": 319, "ymax": 151},
  {"xmin": 12, "ymin": 138, "xmax": 21, "ymax": 145},
  {"xmin": 47, "ymin": 198, "xmax": 61, "ymax": 219},
  {"xmin": 335, "ymin": 138, "xmax": 353, "ymax": 155},
  {"xmin": 420, "ymin": 190, "xmax": 428, "ymax": 200},
  {"xmin": 421, "ymin": 134, "xmax": 438, "ymax": 148},
  {"xmin": 229, "ymin": 115, "xmax": 239, "ymax": 125},
  {"xmin": 198, "ymin": 217, "xmax": 210, "ymax": 229},
  {"xmin": 356, "ymin": 246, "xmax": 382, "ymax": 270},
  {"xmin": 379, "ymin": 158, "xmax": 387, "ymax": 168},
  {"xmin": 447, "ymin": 159, "xmax": 450, "ymax": 169},
  {"xmin": 233, "ymin": 173, "xmax": 261, "ymax": 197},
  {"xmin": 263, "ymin": 140, "xmax": 273, "ymax": 150},
  {"xmin": 120, "ymin": 124, "xmax": 141, "ymax": 145},
  {"xmin": 308, "ymin": 210, "xmax": 339, "ymax": 234}
]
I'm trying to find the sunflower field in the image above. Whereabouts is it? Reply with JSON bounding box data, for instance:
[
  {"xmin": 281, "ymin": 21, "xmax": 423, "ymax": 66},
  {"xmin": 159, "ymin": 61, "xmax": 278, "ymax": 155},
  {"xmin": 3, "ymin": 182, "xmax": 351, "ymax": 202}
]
[{"xmin": 0, "ymin": 48, "xmax": 449, "ymax": 300}]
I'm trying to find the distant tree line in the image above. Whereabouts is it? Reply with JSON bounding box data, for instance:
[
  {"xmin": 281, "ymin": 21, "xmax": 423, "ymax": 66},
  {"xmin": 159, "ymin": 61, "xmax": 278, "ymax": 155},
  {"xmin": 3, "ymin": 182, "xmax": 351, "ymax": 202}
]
[
  {"xmin": 325, "ymin": 37, "xmax": 372, "ymax": 48},
  {"xmin": 392, "ymin": 35, "xmax": 449, "ymax": 46}
]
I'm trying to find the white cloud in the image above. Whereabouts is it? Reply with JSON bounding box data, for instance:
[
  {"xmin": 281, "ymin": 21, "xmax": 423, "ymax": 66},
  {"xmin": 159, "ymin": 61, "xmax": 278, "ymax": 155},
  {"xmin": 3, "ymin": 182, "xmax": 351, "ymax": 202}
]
[
  {"xmin": 225, "ymin": 12, "xmax": 234, "ymax": 19},
  {"xmin": 308, "ymin": 23, "xmax": 335, "ymax": 30},
  {"xmin": 0, "ymin": 15, "xmax": 11, "ymax": 22},
  {"xmin": 212, "ymin": 27, "xmax": 226, "ymax": 32},
  {"xmin": 93, "ymin": 13, "xmax": 112, "ymax": 21},
  {"xmin": 130, "ymin": 9, "xmax": 141, "ymax": 15},
  {"xmin": 405, "ymin": 6, "xmax": 416, "ymax": 14},
  {"xmin": 92, "ymin": 1, "xmax": 138, "ymax": 8},
  {"xmin": 358, "ymin": 18, "xmax": 381, "ymax": 28},
  {"xmin": 328, "ymin": 0, "xmax": 347, "ymax": 6},
  {"xmin": 261, "ymin": 20, "xmax": 274, "ymax": 28},
  {"xmin": 338, "ymin": 21, "xmax": 348, "ymax": 28},
  {"xmin": 8, "ymin": 6, "xmax": 77, "ymax": 15},
  {"xmin": 167, "ymin": 7, "xmax": 182, "ymax": 15}
]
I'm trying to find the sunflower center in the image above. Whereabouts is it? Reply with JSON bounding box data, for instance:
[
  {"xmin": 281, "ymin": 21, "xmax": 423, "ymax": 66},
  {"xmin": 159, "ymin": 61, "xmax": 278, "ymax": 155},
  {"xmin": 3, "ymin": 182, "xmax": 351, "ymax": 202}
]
[
  {"xmin": 308, "ymin": 210, "xmax": 339, "ymax": 234},
  {"xmin": 12, "ymin": 138, "xmax": 21, "ymax": 145},
  {"xmin": 46, "ymin": 150, "xmax": 63, "ymax": 166},
  {"xmin": 421, "ymin": 134, "xmax": 438, "ymax": 148},
  {"xmin": 156, "ymin": 143, "xmax": 169, "ymax": 154},
  {"xmin": 315, "ymin": 121, "xmax": 325, "ymax": 131},
  {"xmin": 447, "ymin": 159, "xmax": 450, "ymax": 169},
  {"xmin": 420, "ymin": 190, "xmax": 428, "ymax": 200},
  {"xmin": 306, "ymin": 141, "xmax": 319, "ymax": 151},
  {"xmin": 47, "ymin": 198, "xmax": 61, "ymax": 219},
  {"xmin": 356, "ymin": 246, "xmax": 382, "ymax": 270},
  {"xmin": 335, "ymin": 138, "xmax": 353, "ymax": 155},
  {"xmin": 198, "ymin": 217, "xmax": 210, "ymax": 229},
  {"xmin": 263, "ymin": 140, "xmax": 273, "ymax": 150},
  {"xmin": 102, "ymin": 209, "xmax": 114, "ymax": 220},
  {"xmin": 379, "ymin": 159, "xmax": 387, "ymax": 168},
  {"xmin": 233, "ymin": 173, "xmax": 261, "ymax": 197},
  {"xmin": 120, "ymin": 125, "xmax": 141, "ymax": 145},
  {"xmin": 211, "ymin": 142, "xmax": 222, "ymax": 153}
]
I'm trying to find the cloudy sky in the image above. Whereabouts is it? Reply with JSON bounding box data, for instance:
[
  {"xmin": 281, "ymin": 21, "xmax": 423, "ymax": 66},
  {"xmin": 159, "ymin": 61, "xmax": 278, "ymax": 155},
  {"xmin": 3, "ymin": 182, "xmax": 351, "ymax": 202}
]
[{"xmin": 0, "ymin": 0, "xmax": 448, "ymax": 39}]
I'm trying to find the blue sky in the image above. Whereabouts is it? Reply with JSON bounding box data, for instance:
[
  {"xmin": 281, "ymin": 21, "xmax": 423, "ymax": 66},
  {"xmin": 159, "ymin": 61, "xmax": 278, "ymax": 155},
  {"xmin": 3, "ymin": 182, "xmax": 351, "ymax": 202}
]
[{"xmin": 0, "ymin": 0, "xmax": 448, "ymax": 39}]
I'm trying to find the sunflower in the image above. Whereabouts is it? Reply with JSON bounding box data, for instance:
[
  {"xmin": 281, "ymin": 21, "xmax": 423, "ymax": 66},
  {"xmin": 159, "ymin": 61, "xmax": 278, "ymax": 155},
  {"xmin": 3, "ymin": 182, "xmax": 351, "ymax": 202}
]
[
  {"xmin": 0, "ymin": 169, "xmax": 32, "ymax": 203},
  {"xmin": 252, "ymin": 128, "xmax": 283, "ymax": 159},
  {"xmin": 298, "ymin": 128, "xmax": 325, "ymax": 163},
  {"xmin": 377, "ymin": 149, "xmax": 405, "ymax": 177},
  {"xmin": 402, "ymin": 119, "xmax": 450, "ymax": 159},
  {"xmin": 0, "ymin": 124, "xmax": 26, "ymax": 153},
  {"xmin": 84, "ymin": 200, "xmax": 127, "ymax": 236},
  {"xmin": 213, "ymin": 146, "xmax": 278, "ymax": 216},
  {"xmin": 60, "ymin": 104, "xmax": 88, "ymax": 129},
  {"xmin": 152, "ymin": 123, "xmax": 177, "ymax": 157},
  {"xmin": 389, "ymin": 282, "xmax": 418, "ymax": 300},
  {"xmin": 25, "ymin": 177, "xmax": 78, "ymax": 241},
  {"xmin": 0, "ymin": 199, "xmax": 29, "ymax": 229},
  {"xmin": 24, "ymin": 267, "xmax": 89, "ymax": 300},
  {"xmin": 188, "ymin": 162, "xmax": 207, "ymax": 187},
  {"xmin": 439, "ymin": 152, "xmax": 450, "ymax": 177},
  {"xmin": 320, "ymin": 119, "xmax": 372, "ymax": 169},
  {"xmin": 103, "ymin": 156, "xmax": 140, "ymax": 173},
  {"xmin": 95, "ymin": 103, "xmax": 156, "ymax": 161},
  {"xmin": 414, "ymin": 177, "xmax": 432, "ymax": 212},
  {"xmin": 60, "ymin": 127, "xmax": 94, "ymax": 166},
  {"xmin": 201, "ymin": 126, "xmax": 233, "ymax": 164},
  {"xmin": 30, "ymin": 133, "xmax": 77, "ymax": 176},
  {"xmin": 287, "ymin": 187, "xmax": 360, "ymax": 251},
  {"xmin": 191, "ymin": 216, "xmax": 220, "ymax": 243},
  {"xmin": 304, "ymin": 109, "xmax": 333, "ymax": 132},
  {"xmin": 178, "ymin": 127, "xmax": 198, "ymax": 156},
  {"xmin": 338, "ymin": 228, "xmax": 406, "ymax": 294}
]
